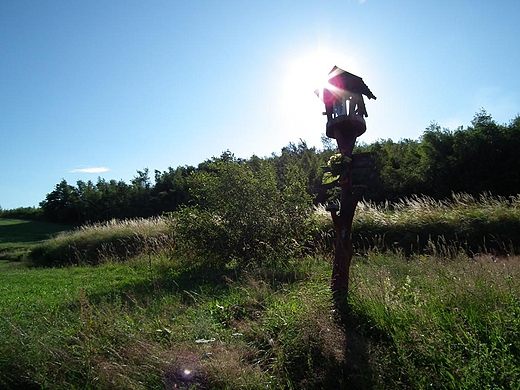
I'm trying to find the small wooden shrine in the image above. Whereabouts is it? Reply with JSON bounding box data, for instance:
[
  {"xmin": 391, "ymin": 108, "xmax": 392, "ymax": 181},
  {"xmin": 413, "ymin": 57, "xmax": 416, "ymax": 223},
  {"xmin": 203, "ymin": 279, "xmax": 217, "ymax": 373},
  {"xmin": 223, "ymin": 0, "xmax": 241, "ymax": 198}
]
[{"xmin": 317, "ymin": 66, "xmax": 376, "ymax": 294}]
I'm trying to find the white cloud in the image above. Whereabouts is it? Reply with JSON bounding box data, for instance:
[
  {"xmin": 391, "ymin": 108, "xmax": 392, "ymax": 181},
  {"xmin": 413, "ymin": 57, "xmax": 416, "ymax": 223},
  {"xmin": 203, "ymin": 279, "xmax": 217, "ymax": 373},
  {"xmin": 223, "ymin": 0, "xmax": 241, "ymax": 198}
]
[{"xmin": 70, "ymin": 167, "xmax": 110, "ymax": 174}]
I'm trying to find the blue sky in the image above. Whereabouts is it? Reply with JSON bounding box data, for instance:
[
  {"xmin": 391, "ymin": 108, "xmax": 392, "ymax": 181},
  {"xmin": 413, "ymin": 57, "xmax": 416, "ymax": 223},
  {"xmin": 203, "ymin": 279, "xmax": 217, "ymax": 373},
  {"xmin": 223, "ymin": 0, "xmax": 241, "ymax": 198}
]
[{"xmin": 1, "ymin": 1, "xmax": 519, "ymax": 210}]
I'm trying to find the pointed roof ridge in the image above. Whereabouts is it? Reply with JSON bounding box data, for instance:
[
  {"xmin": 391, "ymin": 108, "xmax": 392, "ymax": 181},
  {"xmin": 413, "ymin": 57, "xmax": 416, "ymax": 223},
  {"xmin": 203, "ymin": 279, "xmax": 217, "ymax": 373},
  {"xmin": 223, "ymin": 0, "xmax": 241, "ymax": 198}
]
[{"xmin": 328, "ymin": 66, "xmax": 376, "ymax": 100}]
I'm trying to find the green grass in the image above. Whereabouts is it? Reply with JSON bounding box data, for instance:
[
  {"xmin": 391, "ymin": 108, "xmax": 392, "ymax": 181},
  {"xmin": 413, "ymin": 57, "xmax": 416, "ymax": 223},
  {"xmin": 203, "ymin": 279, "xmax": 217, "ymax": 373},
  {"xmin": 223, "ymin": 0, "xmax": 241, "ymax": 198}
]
[
  {"xmin": 0, "ymin": 218, "xmax": 71, "ymax": 262},
  {"xmin": 1, "ymin": 252, "xmax": 519, "ymax": 389},
  {"xmin": 0, "ymin": 257, "xmax": 167, "ymax": 389},
  {"xmin": 2, "ymin": 192, "xmax": 520, "ymax": 389},
  {"xmin": 27, "ymin": 217, "xmax": 173, "ymax": 267},
  {"xmin": 349, "ymin": 253, "xmax": 520, "ymax": 389},
  {"xmin": 0, "ymin": 254, "xmax": 345, "ymax": 389}
]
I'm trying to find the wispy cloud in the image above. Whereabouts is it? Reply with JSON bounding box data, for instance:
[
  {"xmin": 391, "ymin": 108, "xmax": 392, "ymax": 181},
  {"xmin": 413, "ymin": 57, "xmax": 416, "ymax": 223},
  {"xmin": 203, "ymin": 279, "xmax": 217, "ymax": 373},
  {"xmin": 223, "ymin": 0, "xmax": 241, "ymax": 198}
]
[{"xmin": 70, "ymin": 167, "xmax": 110, "ymax": 174}]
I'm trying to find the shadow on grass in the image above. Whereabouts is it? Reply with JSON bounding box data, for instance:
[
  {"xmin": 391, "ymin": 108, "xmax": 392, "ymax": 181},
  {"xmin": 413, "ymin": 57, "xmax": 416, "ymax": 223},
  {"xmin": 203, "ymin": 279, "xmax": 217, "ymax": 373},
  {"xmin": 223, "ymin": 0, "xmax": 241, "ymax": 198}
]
[
  {"xmin": 83, "ymin": 261, "xmax": 314, "ymax": 309},
  {"xmin": 0, "ymin": 220, "xmax": 70, "ymax": 244},
  {"xmin": 334, "ymin": 291, "xmax": 419, "ymax": 390},
  {"xmin": 0, "ymin": 220, "xmax": 71, "ymax": 262},
  {"xmin": 5, "ymin": 263, "xmax": 377, "ymax": 390},
  {"xmin": 79, "ymin": 263, "xmax": 236, "ymax": 310},
  {"xmin": 329, "ymin": 293, "xmax": 375, "ymax": 390},
  {"xmin": 83, "ymin": 266, "xmax": 380, "ymax": 389}
]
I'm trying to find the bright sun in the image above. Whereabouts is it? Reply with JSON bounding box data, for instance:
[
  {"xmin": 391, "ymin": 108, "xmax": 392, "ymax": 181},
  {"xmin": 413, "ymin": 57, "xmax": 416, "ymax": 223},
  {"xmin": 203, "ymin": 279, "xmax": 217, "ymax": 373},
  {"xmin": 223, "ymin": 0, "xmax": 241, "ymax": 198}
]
[
  {"xmin": 278, "ymin": 48, "xmax": 353, "ymax": 140},
  {"xmin": 282, "ymin": 49, "xmax": 336, "ymax": 105},
  {"xmin": 276, "ymin": 47, "xmax": 373, "ymax": 146},
  {"xmin": 280, "ymin": 47, "xmax": 360, "ymax": 113}
]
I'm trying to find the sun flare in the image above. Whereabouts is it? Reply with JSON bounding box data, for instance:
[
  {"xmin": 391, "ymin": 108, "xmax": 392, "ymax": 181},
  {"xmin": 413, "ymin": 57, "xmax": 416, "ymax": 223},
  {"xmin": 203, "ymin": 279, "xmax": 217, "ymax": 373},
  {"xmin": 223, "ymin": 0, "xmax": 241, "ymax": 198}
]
[
  {"xmin": 278, "ymin": 48, "xmax": 352, "ymax": 137},
  {"xmin": 276, "ymin": 47, "xmax": 367, "ymax": 145},
  {"xmin": 280, "ymin": 48, "xmax": 360, "ymax": 111},
  {"xmin": 282, "ymin": 49, "xmax": 337, "ymax": 104}
]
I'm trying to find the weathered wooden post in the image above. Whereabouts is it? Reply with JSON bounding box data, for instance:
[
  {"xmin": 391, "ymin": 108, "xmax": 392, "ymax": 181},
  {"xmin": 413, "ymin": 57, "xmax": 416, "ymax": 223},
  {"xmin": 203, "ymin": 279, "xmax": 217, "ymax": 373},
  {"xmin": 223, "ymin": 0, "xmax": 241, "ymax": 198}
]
[{"xmin": 317, "ymin": 66, "xmax": 376, "ymax": 295}]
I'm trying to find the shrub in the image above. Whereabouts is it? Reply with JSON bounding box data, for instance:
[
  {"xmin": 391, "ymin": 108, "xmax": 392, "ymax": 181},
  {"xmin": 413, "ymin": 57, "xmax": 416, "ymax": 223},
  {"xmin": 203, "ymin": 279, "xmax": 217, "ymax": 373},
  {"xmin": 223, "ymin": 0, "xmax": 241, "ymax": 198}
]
[{"xmin": 171, "ymin": 153, "xmax": 316, "ymax": 268}]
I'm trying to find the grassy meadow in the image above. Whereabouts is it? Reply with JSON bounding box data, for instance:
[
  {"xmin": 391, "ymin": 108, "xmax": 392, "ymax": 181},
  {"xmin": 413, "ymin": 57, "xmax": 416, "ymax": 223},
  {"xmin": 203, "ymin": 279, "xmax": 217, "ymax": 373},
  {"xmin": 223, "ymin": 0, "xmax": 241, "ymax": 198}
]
[
  {"xmin": 1, "ymin": 195, "xmax": 520, "ymax": 389},
  {"xmin": 0, "ymin": 219, "xmax": 70, "ymax": 263}
]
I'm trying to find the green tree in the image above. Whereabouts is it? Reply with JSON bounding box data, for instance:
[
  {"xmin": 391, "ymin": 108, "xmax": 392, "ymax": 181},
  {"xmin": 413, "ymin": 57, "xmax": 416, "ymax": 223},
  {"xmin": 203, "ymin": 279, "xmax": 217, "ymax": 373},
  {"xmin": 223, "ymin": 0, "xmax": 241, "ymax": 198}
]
[
  {"xmin": 418, "ymin": 123, "xmax": 457, "ymax": 198},
  {"xmin": 40, "ymin": 179, "xmax": 79, "ymax": 223},
  {"xmin": 271, "ymin": 140, "xmax": 329, "ymax": 204},
  {"xmin": 151, "ymin": 165, "xmax": 194, "ymax": 213},
  {"xmin": 450, "ymin": 110, "xmax": 520, "ymax": 196},
  {"xmin": 128, "ymin": 168, "xmax": 153, "ymax": 217}
]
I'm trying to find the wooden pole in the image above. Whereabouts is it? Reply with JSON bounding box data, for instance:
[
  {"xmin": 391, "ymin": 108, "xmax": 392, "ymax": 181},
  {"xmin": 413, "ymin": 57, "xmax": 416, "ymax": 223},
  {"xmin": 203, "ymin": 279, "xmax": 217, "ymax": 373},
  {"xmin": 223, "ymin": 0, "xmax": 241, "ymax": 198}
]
[
  {"xmin": 330, "ymin": 182, "xmax": 364, "ymax": 293},
  {"xmin": 328, "ymin": 129, "xmax": 365, "ymax": 295}
]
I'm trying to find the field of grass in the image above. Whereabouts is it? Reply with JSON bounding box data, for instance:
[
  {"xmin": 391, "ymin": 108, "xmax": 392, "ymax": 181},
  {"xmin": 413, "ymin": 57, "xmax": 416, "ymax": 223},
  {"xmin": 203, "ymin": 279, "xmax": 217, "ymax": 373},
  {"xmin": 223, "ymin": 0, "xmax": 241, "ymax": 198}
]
[
  {"xmin": 2, "ymin": 252, "xmax": 519, "ymax": 389},
  {"xmin": 0, "ymin": 219, "xmax": 71, "ymax": 263},
  {"xmin": 26, "ymin": 217, "xmax": 173, "ymax": 267},
  {"xmin": 350, "ymin": 193, "xmax": 520, "ymax": 256},
  {"xmin": 1, "ymin": 195, "xmax": 520, "ymax": 389},
  {"xmin": 350, "ymin": 253, "xmax": 520, "ymax": 389}
]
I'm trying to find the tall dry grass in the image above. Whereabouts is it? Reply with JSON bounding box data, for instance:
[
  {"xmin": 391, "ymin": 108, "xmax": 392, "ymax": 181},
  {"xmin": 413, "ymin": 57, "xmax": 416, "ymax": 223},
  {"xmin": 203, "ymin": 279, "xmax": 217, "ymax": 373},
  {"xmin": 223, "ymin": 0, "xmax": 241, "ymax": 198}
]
[
  {"xmin": 28, "ymin": 217, "xmax": 174, "ymax": 266},
  {"xmin": 28, "ymin": 192, "xmax": 520, "ymax": 267},
  {"xmin": 316, "ymin": 193, "xmax": 520, "ymax": 256}
]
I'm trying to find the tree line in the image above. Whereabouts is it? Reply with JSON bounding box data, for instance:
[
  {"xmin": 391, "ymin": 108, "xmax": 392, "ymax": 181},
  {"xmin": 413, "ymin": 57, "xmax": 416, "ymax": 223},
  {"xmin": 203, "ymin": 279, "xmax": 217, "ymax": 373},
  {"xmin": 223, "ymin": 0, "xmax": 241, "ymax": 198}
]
[
  {"xmin": 2, "ymin": 110, "xmax": 519, "ymax": 225},
  {"xmin": 359, "ymin": 110, "xmax": 520, "ymax": 201}
]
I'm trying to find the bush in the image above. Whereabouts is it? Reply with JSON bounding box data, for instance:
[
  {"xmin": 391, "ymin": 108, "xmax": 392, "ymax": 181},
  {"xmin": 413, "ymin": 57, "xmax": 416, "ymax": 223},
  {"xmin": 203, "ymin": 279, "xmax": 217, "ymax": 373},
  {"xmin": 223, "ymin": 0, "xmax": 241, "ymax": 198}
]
[{"xmin": 171, "ymin": 153, "xmax": 316, "ymax": 268}]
